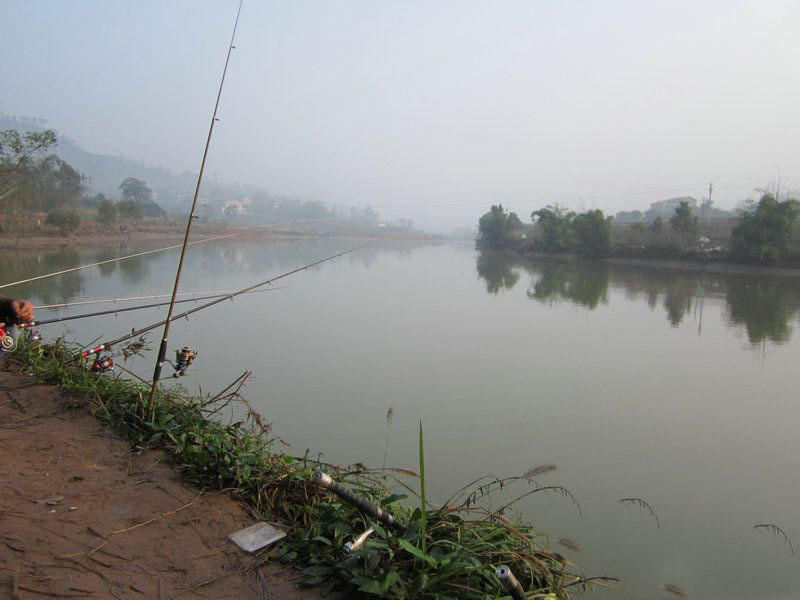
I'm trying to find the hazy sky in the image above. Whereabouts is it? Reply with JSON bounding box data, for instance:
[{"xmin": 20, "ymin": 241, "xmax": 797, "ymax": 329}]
[{"xmin": 3, "ymin": 1, "xmax": 800, "ymax": 231}]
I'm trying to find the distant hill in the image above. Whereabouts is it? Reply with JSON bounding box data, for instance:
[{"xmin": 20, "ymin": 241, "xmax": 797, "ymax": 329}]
[
  {"xmin": 1, "ymin": 114, "xmax": 430, "ymax": 236},
  {"xmin": 0, "ymin": 114, "xmax": 200, "ymax": 207}
]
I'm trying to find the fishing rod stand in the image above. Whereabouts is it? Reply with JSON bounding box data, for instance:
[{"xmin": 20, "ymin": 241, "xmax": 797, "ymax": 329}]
[
  {"xmin": 313, "ymin": 471, "xmax": 402, "ymax": 531},
  {"xmin": 495, "ymin": 565, "xmax": 526, "ymax": 600}
]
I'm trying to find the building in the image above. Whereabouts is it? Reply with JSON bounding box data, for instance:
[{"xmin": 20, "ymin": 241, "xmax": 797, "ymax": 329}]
[
  {"xmin": 222, "ymin": 196, "xmax": 253, "ymax": 216},
  {"xmin": 645, "ymin": 196, "xmax": 697, "ymax": 220}
]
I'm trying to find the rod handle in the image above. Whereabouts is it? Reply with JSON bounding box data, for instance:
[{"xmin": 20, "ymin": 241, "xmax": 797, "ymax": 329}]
[
  {"xmin": 313, "ymin": 471, "xmax": 401, "ymax": 531},
  {"xmin": 496, "ymin": 565, "xmax": 526, "ymax": 600}
]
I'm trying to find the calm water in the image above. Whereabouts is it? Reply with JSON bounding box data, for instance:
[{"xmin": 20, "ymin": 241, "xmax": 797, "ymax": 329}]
[{"xmin": 3, "ymin": 239, "xmax": 799, "ymax": 599}]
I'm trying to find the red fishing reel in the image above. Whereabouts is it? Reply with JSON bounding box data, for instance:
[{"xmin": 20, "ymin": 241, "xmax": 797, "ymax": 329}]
[{"xmin": 90, "ymin": 356, "xmax": 114, "ymax": 373}]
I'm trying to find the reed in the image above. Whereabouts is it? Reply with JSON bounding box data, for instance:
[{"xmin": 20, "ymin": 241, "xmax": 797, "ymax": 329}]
[
  {"xmin": 754, "ymin": 523, "xmax": 795, "ymax": 556},
  {"xmin": 418, "ymin": 419, "xmax": 427, "ymax": 554},
  {"xmin": 556, "ymin": 537, "xmax": 582, "ymax": 552},
  {"xmin": 619, "ymin": 497, "xmax": 661, "ymax": 530},
  {"xmin": 663, "ymin": 582, "xmax": 688, "ymax": 597}
]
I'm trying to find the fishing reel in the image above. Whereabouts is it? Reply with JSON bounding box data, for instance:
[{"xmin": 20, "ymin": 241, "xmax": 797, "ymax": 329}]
[
  {"xmin": 172, "ymin": 346, "xmax": 197, "ymax": 378},
  {"xmin": 90, "ymin": 355, "xmax": 114, "ymax": 373},
  {"xmin": 0, "ymin": 326, "xmax": 19, "ymax": 353}
]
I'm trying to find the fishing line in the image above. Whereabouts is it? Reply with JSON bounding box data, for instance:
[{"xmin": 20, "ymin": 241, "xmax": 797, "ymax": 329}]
[
  {"xmin": 77, "ymin": 245, "xmax": 364, "ymax": 361},
  {"xmin": 21, "ymin": 287, "xmax": 288, "ymax": 328},
  {"xmin": 35, "ymin": 287, "xmax": 289, "ymax": 310},
  {"xmin": 0, "ymin": 232, "xmax": 242, "ymax": 291}
]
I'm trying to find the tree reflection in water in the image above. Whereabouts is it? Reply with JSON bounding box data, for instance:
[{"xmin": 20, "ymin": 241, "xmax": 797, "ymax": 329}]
[
  {"xmin": 475, "ymin": 251, "xmax": 520, "ymax": 294},
  {"xmin": 476, "ymin": 251, "xmax": 800, "ymax": 346}
]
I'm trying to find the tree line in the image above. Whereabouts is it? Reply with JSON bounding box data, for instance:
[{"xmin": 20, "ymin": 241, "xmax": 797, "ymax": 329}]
[
  {"xmin": 477, "ymin": 193, "xmax": 800, "ymax": 266},
  {"xmin": 1, "ymin": 128, "xmax": 166, "ymax": 239}
]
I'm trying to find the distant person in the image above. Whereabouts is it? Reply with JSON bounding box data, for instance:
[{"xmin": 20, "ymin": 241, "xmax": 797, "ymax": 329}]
[{"xmin": 0, "ymin": 298, "xmax": 34, "ymax": 356}]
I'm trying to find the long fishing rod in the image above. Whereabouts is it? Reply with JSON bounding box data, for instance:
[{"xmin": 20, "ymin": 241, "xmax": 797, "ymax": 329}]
[
  {"xmin": 35, "ymin": 288, "xmax": 288, "ymax": 310},
  {"xmin": 147, "ymin": 0, "xmax": 243, "ymax": 413},
  {"xmin": 20, "ymin": 287, "xmax": 287, "ymax": 328},
  {"xmin": 0, "ymin": 231, "xmax": 242, "ymax": 291},
  {"xmin": 77, "ymin": 246, "xmax": 363, "ymax": 360}
]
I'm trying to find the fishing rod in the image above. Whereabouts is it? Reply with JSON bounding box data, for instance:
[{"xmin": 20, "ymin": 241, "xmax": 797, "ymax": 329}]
[
  {"xmin": 0, "ymin": 231, "xmax": 241, "ymax": 291},
  {"xmin": 36, "ymin": 288, "xmax": 289, "ymax": 310},
  {"xmin": 20, "ymin": 287, "xmax": 287, "ymax": 328},
  {"xmin": 147, "ymin": 0, "xmax": 243, "ymax": 412},
  {"xmin": 78, "ymin": 246, "xmax": 364, "ymax": 361}
]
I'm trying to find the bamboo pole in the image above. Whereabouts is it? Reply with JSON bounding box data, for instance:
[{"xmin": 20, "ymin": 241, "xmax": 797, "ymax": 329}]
[
  {"xmin": 313, "ymin": 471, "xmax": 402, "ymax": 531},
  {"xmin": 495, "ymin": 565, "xmax": 526, "ymax": 600}
]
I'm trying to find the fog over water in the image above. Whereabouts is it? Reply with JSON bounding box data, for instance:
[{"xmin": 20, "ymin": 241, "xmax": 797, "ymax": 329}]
[{"xmin": 3, "ymin": 1, "xmax": 800, "ymax": 230}]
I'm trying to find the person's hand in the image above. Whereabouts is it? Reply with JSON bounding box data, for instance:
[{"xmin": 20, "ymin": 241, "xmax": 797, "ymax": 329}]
[{"xmin": 12, "ymin": 300, "xmax": 34, "ymax": 322}]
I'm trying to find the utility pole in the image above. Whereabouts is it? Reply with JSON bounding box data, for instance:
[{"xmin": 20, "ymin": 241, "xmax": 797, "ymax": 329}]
[{"xmin": 705, "ymin": 182, "xmax": 713, "ymax": 229}]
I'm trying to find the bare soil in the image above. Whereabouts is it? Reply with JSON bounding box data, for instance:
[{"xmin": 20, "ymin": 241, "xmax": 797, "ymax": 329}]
[{"xmin": 0, "ymin": 369, "xmax": 321, "ymax": 600}]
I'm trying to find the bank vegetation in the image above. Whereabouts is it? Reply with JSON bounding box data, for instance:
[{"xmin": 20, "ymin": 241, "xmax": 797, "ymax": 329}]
[{"xmin": 8, "ymin": 337, "xmax": 599, "ymax": 599}]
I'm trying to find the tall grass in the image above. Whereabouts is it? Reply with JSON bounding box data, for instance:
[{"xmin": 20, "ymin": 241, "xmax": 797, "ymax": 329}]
[{"xmin": 418, "ymin": 419, "xmax": 427, "ymax": 554}]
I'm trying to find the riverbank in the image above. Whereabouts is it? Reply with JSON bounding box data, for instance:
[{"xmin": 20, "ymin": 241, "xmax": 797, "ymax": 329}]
[
  {"xmin": 0, "ymin": 369, "xmax": 322, "ymax": 599},
  {"xmin": 0, "ymin": 221, "xmax": 441, "ymax": 249},
  {"xmin": 3, "ymin": 338, "xmax": 587, "ymax": 598},
  {"xmin": 506, "ymin": 249, "xmax": 800, "ymax": 279}
]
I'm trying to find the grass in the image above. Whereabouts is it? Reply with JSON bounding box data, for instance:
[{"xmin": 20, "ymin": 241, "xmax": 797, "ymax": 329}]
[{"xmin": 9, "ymin": 337, "xmax": 593, "ymax": 599}]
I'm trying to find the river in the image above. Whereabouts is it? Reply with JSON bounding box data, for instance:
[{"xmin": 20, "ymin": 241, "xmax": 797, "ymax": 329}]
[{"xmin": 2, "ymin": 238, "xmax": 799, "ymax": 599}]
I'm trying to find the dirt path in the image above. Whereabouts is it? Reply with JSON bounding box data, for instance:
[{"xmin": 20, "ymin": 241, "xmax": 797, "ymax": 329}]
[{"xmin": 0, "ymin": 370, "xmax": 319, "ymax": 600}]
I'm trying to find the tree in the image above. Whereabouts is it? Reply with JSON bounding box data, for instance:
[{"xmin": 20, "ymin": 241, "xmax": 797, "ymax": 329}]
[
  {"xmin": 223, "ymin": 204, "xmax": 238, "ymax": 218},
  {"xmin": 670, "ymin": 201, "xmax": 699, "ymax": 248},
  {"xmin": 477, "ymin": 204, "xmax": 522, "ymax": 249},
  {"xmin": 0, "ymin": 129, "xmax": 81, "ymax": 246},
  {"xmin": 572, "ymin": 209, "xmax": 613, "ymax": 256},
  {"xmin": 31, "ymin": 155, "xmax": 85, "ymax": 211},
  {"xmin": 0, "ymin": 128, "xmax": 57, "ymax": 182},
  {"xmin": 45, "ymin": 209, "xmax": 80, "ymax": 236},
  {"xmin": 532, "ymin": 205, "xmax": 573, "ymax": 252},
  {"xmin": 96, "ymin": 199, "xmax": 117, "ymax": 226},
  {"xmin": 730, "ymin": 193, "xmax": 800, "ymax": 265},
  {"xmin": 117, "ymin": 199, "xmax": 143, "ymax": 220},
  {"xmin": 119, "ymin": 177, "xmax": 152, "ymax": 204},
  {"xmin": 141, "ymin": 202, "xmax": 166, "ymax": 217}
]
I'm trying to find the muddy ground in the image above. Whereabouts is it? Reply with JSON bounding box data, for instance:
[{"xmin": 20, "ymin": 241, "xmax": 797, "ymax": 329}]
[{"xmin": 0, "ymin": 369, "xmax": 324, "ymax": 599}]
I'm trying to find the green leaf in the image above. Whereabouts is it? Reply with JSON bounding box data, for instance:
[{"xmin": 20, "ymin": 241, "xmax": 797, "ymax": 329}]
[
  {"xmin": 371, "ymin": 522, "xmax": 387, "ymax": 539},
  {"xmin": 397, "ymin": 538, "xmax": 437, "ymax": 568},
  {"xmin": 351, "ymin": 576, "xmax": 383, "ymax": 595},
  {"xmin": 381, "ymin": 493, "xmax": 407, "ymax": 506},
  {"xmin": 311, "ymin": 536, "xmax": 332, "ymax": 546},
  {"xmin": 382, "ymin": 571, "xmax": 399, "ymax": 591}
]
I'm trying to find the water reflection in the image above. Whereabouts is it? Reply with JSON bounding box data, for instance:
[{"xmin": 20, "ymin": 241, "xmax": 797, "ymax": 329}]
[
  {"xmin": 0, "ymin": 239, "xmax": 435, "ymax": 309},
  {"xmin": 0, "ymin": 247, "xmax": 85, "ymax": 305},
  {"xmin": 477, "ymin": 251, "xmax": 800, "ymax": 346},
  {"xmin": 525, "ymin": 260, "xmax": 609, "ymax": 309},
  {"xmin": 475, "ymin": 251, "xmax": 520, "ymax": 294}
]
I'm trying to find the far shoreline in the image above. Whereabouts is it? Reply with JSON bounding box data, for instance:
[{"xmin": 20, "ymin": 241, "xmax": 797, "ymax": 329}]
[
  {"xmin": 0, "ymin": 225, "xmax": 442, "ymax": 250},
  {"xmin": 493, "ymin": 248, "xmax": 800, "ymax": 279}
]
